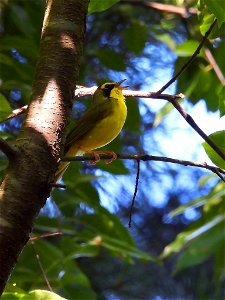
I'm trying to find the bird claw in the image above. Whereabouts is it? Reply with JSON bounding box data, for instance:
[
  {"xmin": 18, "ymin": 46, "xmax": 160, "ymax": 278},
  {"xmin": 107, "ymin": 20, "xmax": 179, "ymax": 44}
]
[{"xmin": 88, "ymin": 150, "xmax": 117, "ymax": 164}]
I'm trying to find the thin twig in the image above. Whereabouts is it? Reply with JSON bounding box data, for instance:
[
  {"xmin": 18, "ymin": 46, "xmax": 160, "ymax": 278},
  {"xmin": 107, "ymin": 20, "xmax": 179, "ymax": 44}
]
[
  {"xmin": 62, "ymin": 154, "xmax": 225, "ymax": 180},
  {"xmin": 31, "ymin": 241, "xmax": 53, "ymax": 292},
  {"xmin": 129, "ymin": 159, "xmax": 140, "ymax": 228},
  {"xmin": 0, "ymin": 105, "xmax": 28, "ymax": 124},
  {"xmin": 155, "ymin": 19, "xmax": 217, "ymax": 95},
  {"xmin": 30, "ymin": 232, "xmax": 63, "ymax": 241},
  {"xmin": 0, "ymin": 137, "xmax": 18, "ymax": 160},
  {"xmin": 49, "ymin": 182, "xmax": 67, "ymax": 189}
]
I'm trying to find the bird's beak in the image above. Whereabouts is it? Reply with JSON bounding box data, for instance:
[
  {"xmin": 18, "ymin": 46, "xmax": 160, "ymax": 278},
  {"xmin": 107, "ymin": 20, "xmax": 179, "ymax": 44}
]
[{"xmin": 115, "ymin": 79, "xmax": 129, "ymax": 89}]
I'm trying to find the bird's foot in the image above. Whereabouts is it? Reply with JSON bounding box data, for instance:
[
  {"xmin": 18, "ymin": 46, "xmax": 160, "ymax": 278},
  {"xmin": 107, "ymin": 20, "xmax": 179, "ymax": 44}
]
[{"xmin": 88, "ymin": 150, "xmax": 117, "ymax": 165}]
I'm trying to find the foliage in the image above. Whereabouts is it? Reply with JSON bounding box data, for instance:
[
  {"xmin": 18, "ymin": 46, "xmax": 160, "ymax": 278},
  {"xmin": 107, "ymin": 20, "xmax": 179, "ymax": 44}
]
[{"xmin": 0, "ymin": 0, "xmax": 225, "ymax": 299}]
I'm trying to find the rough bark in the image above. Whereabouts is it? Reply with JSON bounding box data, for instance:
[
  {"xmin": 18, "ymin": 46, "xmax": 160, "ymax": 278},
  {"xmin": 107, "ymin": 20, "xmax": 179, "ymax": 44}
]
[{"xmin": 0, "ymin": 0, "xmax": 88, "ymax": 294}]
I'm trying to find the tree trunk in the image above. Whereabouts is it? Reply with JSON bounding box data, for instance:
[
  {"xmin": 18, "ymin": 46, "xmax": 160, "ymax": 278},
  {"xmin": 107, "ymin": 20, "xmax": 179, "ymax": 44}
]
[{"xmin": 0, "ymin": 0, "xmax": 88, "ymax": 294}]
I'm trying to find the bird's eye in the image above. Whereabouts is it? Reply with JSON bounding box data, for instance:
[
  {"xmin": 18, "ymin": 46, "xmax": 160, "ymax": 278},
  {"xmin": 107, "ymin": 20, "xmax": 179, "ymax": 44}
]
[{"xmin": 104, "ymin": 84, "xmax": 111, "ymax": 89}]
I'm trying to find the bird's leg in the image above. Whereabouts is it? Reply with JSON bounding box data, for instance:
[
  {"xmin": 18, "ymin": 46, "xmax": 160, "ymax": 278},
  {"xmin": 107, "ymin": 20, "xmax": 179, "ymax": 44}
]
[
  {"xmin": 88, "ymin": 150, "xmax": 117, "ymax": 164},
  {"xmin": 96, "ymin": 151, "xmax": 117, "ymax": 164},
  {"xmin": 79, "ymin": 146, "xmax": 117, "ymax": 164}
]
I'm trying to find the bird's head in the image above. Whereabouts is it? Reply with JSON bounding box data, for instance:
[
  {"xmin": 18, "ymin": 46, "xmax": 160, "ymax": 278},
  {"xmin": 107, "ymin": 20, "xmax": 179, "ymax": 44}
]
[{"xmin": 93, "ymin": 79, "xmax": 128, "ymax": 103}]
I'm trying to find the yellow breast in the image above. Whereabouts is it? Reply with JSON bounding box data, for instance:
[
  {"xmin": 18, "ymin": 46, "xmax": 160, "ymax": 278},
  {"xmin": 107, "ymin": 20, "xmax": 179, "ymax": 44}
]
[{"xmin": 79, "ymin": 95, "xmax": 127, "ymax": 150}]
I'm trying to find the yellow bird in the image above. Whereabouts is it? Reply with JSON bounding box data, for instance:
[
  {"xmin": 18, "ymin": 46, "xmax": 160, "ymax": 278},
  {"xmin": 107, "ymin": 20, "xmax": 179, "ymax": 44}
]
[{"xmin": 55, "ymin": 80, "xmax": 127, "ymax": 182}]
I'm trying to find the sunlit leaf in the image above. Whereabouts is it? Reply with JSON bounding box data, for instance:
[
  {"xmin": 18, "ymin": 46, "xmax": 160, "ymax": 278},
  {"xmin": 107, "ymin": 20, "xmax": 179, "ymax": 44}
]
[
  {"xmin": 89, "ymin": 0, "xmax": 120, "ymax": 13},
  {"xmin": 175, "ymin": 40, "xmax": 204, "ymax": 57},
  {"xmin": 168, "ymin": 182, "xmax": 225, "ymax": 218},
  {"xmin": 204, "ymin": 0, "xmax": 225, "ymax": 27},
  {"xmin": 161, "ymin": 214, "xmax": 225, "ymax": 260},
  {"xmin": 200, "ymin": 13, "xmax": 215, "ymax": 36},
  {"xmin": 2, "ymin": 290, "xmax": 68, "ymax": 300},
  {"xmin": 202, "ymin": 131, "xmax": 225, "ymax": 168},
  {"xmin": 174, "ymin": 215, "xmax": 225, "ymax": 272}
]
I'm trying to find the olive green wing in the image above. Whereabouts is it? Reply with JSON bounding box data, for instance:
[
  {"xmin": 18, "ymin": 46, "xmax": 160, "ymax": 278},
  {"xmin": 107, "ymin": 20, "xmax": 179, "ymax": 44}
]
[{"xmin": 64, "ymin": 101, "xmax": 113, "ymax": 152}]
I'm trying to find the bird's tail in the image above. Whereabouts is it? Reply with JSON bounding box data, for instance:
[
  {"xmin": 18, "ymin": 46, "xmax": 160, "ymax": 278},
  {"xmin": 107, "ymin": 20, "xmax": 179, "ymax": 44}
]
[
  {"xmin": 54, "ymin": 162, "xmax": 70, "ymax": 183},
  {"xmin": 54, "ymin": 147, "xmax": 84, "ymax": 183}
]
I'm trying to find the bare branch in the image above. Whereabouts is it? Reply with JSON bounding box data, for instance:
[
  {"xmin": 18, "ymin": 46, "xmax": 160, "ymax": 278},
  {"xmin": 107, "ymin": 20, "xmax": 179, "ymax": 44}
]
[
  {"xmin": 62, "ymin": 154, "xmax": 225, "ymax": 181},
  {"xmin": 0, "ymin": 137, "xmax": 18, "ymax": 160},
  {"xmin": 121, "ymin": 0, "xmax": 197, "ymax": 18},
  {"xmin": 0, "ymin": 105, "xmax": 28, "ymax": 124},
  {"xmin": 155, "ymin": 19, "xmax": 217, "ymax": 95},
  {"xmin": 75, "ymin": 86, "xmax": 184, "ymax": 101},
  {"xmin": 129, "ymin": 159, "xmax": 140, "ymax": 228},
  {"xmin": 31, "ymin": 241, "xmax": 53, "ymax": 292}
]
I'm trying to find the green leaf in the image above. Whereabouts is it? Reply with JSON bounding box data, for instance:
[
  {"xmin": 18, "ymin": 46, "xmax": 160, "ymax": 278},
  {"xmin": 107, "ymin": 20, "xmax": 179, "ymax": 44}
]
[
  {"xmin": 161, "ymin": 214, "xmax": 225, "ymax": 259},
  {"xmin": 29, "ymin": 290, "xmax": 68, "ymax": 300},
  {"xmin": 0, "ymin": 93, "xmax": 12, "ymax": 120},
  {"xmin": 204, "ymin": 0, "xmax": 225, "ymax": 27},
  {"xmin": 78, "ymin": 210, "xmax": 134, "ymax": 244},
  {"xmin": 101, "ymin": 234, "xmax": 155, "ymax": 262},
  {"xmin": 174, "ymin": 215, "xmax": 225, "ymax": 272},
  {"xmin": 202, "ymin": 131, "xmax": 225, "ymax": 168},
  {"xmin": 153, "ymin": 102, "xmax": 175, "ymax": 127},
  {"xmin": 219, "ymin": 86, "xmax": 225, "ymax": 117},
  {"xmin": 200, "ymin": 13, "xmax": 215, "ymax": 36},
  {"xmin": 88, "ymin": 0, "xmax": 120, "ymax": 13},
  {"xmin": 9, "ymin": 4, "xmax": 35, "ymax": 36},
  {"xmin": 97, "ymin": 159, "xmax": 129, "ymax": 174},
  {"xmin": 175, "ymin": 40, "xmax": 204, "ymax": 57},
  {"xmin": 125, "ymin": 97, "xmax": 141, "ymax": 132},
  {"xmin": 0, "ymin": 36, "xmax": 38, "ymax": 60},
  {"xmin": 96, "ymin": 48, "xmax": 126, "ymax": 71},
  {"xmin": 2, "ymin": 290, "xmax": 68, "ymax": 299},
  {"xmin": 60, "ymin": 237, "xmax": 99, "ymax": 259},
  {"xmin": 168, "ymin": 182, "xmax": 225, "ymax": 219},
  {"xmin": 155, "ymin": 33, "xmax": 176, "ymax": 51},
  {"xmin": 124, "ymin": 20, "xmax": 148, "ymax": 54}
]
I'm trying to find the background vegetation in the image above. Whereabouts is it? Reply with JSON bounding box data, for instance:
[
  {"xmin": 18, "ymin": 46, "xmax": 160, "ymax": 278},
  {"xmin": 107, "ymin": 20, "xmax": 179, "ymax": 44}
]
[{"xmin": 0, "ymin": 0, "xmax": 224, "ymax": 299}]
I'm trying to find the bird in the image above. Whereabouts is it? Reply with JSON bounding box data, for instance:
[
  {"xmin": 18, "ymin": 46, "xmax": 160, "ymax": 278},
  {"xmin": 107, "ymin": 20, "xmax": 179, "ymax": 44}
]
[{"xmin": 55, "ymin": 79, "xmax": 128, "ymax": 182}]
